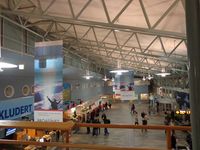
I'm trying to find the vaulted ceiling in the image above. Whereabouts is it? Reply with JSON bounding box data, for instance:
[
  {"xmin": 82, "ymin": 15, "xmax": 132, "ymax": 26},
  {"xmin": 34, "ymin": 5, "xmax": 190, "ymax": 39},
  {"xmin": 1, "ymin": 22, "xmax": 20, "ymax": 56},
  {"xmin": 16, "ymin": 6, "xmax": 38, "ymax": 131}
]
[{"xmin": 0, "ymin": 0, "xmax": 188, "ymax": 76}]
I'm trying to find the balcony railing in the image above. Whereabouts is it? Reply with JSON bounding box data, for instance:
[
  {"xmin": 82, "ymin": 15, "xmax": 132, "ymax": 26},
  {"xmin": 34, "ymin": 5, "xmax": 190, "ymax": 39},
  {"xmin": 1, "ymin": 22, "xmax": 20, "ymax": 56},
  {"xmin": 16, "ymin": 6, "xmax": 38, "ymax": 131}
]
[{"xmin": 0, "ymin": 120, "xmax": 191, "ymax": 150}]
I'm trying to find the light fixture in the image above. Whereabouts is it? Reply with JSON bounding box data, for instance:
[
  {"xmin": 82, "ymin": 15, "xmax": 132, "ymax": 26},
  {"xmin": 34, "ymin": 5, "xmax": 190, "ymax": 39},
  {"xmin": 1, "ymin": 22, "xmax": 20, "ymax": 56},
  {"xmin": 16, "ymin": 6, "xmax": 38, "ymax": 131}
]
[
  {"xmin": 110, "ymin": 69, "xmax": 129, "ymax": 74},
  {"xmin": 0, "ymin": 49, "xmax": 17, "ymax": 70},
  {"xmin": 111, "ymin": 77, "xmax": 115, "ymax": 82},
  {"xmin": 83, "ymin": 75, "xmax": 93, "ymax": 80},
  {"xmin": 82, "ymin": 70, "xmax": 93, "ymax": 80},
  {"xmin": 147, "ymin": 74, "xmax": 153, "ymax": 80},
  {"xmin": 110, "ymin": 60, "xmax": 129, "ymax": 75},
  {"xmin": 156, "ymin": 68, "xmax": 171, "ymax": 77},
  {"xmin": 156, "ymin": 72, "xmax": 171, "ymax": 77},
  {"xmin": 0, "ymin": 62, "xmax": 18, "ymax": 68},
  {"xmin": 114, "ymin": 29, "xmax": 120, "ymax": 32},
  {"xmin": 18, "ymin": 64, "xmax": 24, "ymax": 70},
  {"xmin": 102, "ymin": 75, "xmax": 109, "ymax": 81},
  {"xmin": 142, "ymin": 76, "xmax": 146, "ymax": 81}
]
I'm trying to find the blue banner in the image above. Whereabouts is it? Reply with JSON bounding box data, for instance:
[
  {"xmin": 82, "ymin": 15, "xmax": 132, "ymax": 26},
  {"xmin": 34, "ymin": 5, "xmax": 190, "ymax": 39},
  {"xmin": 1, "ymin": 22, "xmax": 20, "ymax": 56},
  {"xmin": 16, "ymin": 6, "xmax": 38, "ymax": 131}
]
[{"xmin": 0, "ymin": 96, "xmax": 34, "ymax": 120}]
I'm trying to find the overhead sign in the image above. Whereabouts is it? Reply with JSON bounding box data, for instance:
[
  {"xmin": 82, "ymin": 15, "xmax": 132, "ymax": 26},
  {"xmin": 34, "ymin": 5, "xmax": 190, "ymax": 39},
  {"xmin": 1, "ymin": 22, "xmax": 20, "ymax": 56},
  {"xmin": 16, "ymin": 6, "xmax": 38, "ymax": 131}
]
[
  {"xmin": 0, "ymin": 96, "xmax": 34, "ymax": 120},
  {"xmin": 115, "ymin": 90, "xmax": 137, "ymax": 100}
]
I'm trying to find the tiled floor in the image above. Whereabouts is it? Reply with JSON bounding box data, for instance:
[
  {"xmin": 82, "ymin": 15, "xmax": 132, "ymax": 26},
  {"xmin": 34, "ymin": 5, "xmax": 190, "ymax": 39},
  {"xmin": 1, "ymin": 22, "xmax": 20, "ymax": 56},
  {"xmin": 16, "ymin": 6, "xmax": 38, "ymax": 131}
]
[{"xmin": 69, "ymin": 101, "xmax": 168, "ymax": 150}]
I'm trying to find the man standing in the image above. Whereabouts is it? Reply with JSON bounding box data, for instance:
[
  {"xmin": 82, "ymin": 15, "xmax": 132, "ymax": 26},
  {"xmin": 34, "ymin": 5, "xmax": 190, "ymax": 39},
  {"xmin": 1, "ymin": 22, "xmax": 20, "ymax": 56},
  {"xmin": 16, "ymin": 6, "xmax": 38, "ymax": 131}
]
[{"xmin": 103, "ymin": 117, "xmax": 110, "ymax": 135}]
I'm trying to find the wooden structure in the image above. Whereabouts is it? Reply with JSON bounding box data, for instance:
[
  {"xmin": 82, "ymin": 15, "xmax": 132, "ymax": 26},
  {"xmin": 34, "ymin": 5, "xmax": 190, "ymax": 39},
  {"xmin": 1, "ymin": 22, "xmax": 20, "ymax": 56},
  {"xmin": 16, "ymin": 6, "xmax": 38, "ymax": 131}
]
[{"xmin": 0, "ymin": 120, "xmax": 191, "ymax": 150}]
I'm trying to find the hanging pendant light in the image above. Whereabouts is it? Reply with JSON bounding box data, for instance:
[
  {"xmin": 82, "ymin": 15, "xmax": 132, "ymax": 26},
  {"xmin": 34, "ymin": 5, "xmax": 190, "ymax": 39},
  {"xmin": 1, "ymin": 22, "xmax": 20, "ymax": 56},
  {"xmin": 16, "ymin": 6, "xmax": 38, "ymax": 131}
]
[
  {"xmin": 156, "ymin": 68, "xmax": 170, "ymax": 77},
  {"xmin": 142, "ymin": 76, "xmax": 146, "ymax": 81},
  {"xmin": 102, "ymin": 75, "xmax": 109, "ymax": 81},
  {"xmin": 110, "ymin": 60, "xmax": 129, "ymax": 75},
  {"xmin": 82, "ymin": 70, "xmax": 93, "ymax": 80},
  {"xmin": 147, "ymin": 74, "xmax": 153, "ymax": 80}
]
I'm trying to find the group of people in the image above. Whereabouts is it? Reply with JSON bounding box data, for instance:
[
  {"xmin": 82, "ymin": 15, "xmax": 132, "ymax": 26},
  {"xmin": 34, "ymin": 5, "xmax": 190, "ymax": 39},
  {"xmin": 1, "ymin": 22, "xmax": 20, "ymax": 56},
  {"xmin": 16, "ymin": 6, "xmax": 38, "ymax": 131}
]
[
  {"xmin": 85, "ymin": 101, "xmax": 112, "ymax": 136},
  {"xmin": 131, "ymin": 104, "xmax": 149, "ymax": 132},
  {"xmin": 86, "ymin": 113, "xmax": 111, "ymax": 136}
]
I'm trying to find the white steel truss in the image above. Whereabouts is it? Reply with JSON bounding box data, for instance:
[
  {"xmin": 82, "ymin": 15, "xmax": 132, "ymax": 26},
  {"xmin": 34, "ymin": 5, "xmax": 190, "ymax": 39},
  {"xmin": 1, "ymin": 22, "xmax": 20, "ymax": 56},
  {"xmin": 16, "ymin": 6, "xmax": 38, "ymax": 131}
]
[{"xmin": 0, "ymin": 0, "xmax": 188, "ymax": 75}]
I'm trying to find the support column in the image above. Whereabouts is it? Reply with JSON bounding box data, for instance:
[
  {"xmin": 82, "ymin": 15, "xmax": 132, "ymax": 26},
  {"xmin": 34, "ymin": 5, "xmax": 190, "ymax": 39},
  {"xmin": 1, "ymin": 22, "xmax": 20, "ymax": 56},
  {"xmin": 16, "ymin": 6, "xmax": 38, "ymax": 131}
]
[
  {"xmin": 166, "ymin": 129, "xmax": 171, "ymax": 150},
  {"xmin": 65, "ymin": 131, "xmax": 69, "ymax": 150},
  {"xmin": 185, "ymin": 1, "xmax": 200, "ymax": 149}
]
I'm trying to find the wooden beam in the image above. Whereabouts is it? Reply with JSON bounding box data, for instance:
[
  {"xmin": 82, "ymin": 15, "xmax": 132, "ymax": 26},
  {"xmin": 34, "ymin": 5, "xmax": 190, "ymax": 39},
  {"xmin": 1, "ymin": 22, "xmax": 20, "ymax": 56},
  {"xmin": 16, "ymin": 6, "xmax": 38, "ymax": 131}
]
[
  {"xmin": 0, "ymin": 140, "xmax": 158, "ymax": 150},
  {"xmin": 0, "ymin": 120, "xmax": 74, "ymax": 130}
]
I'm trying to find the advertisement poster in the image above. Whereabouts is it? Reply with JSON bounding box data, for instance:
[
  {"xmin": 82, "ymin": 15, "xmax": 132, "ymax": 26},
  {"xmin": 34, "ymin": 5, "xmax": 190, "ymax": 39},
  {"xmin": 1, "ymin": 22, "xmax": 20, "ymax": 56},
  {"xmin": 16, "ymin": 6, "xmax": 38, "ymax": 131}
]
[
  {"xmin": 34, "ymin": 40, "xmax": 63, "ymax": 122},
  {"xmin": 113, "ymin": 71, "xmax": 136, "ymax": 100}
]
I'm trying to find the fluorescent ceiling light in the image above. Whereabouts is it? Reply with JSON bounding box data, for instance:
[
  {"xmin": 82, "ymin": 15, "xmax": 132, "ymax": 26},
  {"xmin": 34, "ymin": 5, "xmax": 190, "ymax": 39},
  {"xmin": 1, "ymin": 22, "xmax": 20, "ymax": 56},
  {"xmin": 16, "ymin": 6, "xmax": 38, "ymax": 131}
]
[
  {"xmin": 110, "ymin": 69, "xmax": 129, "ymax": 74},
  {"xmin": 0, "ymin": 62, "xmax": 17, "ymax": 68},
  {"xmin": 141, "ymin": 66, "xmax": 149, "ymax": 69},
  {"xmin": 0, "ymin": 68, "xmax": 3, "ymax": 72},
  {"xmin": 83, "ymin": 75, "xmax": 93, "ymax": 80},
  {"xmin": 156, "ymin": 72, "xmax": 171, "ymax": 77},
  {"xmin": 82, "ymin": 70, "xmax": 93, "ymax": 79},
  {"xmin": 19, "ymin": 64, "xmax": 24, "ymax": 70}
]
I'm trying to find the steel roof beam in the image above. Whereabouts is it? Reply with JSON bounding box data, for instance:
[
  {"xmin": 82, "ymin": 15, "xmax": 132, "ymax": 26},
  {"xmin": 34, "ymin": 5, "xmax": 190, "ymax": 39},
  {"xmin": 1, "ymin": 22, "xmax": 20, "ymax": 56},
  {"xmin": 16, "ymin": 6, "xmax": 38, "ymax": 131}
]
[
  {"xmin": 139, "ymin": 0, "xmax": 151, "ymax": 29},
  {"xmin": 111, "ymin": 0, "xmax": 133, "ymax": 23},
  {"xmin": 68, "ymin": 0, "xmax": 75, "ymax": 18},
  {"xmin": 42, "ymin": 0, "xmax": 56, "ymax": 15},
  {"xmin": 63, "ymin": 35, "xmax": 187, "ymax": 58},
  {"xmin": 75, "ymin": 44, "xmax": 185, "ymax": 66},
  {"xmin": 101, "ymin": 0, "xmax": 111, "ymax": 23},
  {"xmin": 70, "ymin": 39, "xmax": 188, "ymax": 64},
  {"xmin": 152, "ymin": 0, "xmax": 180, "ymax": 29},
  {"xmin": 1, "ymin": 9, "xmax": 186, "ymax": 39},
  {"xmin": 75, "ymin": 0, "xmax": 92, "ymax": 19}
]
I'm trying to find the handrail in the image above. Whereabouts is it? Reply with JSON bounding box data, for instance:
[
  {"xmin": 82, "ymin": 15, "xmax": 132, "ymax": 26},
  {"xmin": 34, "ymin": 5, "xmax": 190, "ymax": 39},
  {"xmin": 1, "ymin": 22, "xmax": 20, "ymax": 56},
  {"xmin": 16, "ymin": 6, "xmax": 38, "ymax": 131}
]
[
  {"xmin": 0, "ymin": 120, "xmax": 74, "ymax": 130},
  {"xmin": 0, "ymin": 120, "xmax": 191, "ymax": 150},
  {"xmin": 77, "ymin": 123, "xmax": 191, "ymax": 150},
  {"xmin": 0, "ymin": 140, "xmax": 158, "ymax": 150},
  {"xmin": 77, "ymin": 123, "xmax": 192, "ymax": 131}
]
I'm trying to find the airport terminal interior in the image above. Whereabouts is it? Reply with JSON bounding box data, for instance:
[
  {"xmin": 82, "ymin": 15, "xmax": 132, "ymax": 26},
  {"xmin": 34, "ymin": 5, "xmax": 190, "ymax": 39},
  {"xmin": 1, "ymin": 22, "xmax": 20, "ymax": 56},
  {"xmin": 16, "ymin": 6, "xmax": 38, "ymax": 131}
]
[{"xmin": 0, "ymin": 0, "xmax": 198, "ymax": 150}]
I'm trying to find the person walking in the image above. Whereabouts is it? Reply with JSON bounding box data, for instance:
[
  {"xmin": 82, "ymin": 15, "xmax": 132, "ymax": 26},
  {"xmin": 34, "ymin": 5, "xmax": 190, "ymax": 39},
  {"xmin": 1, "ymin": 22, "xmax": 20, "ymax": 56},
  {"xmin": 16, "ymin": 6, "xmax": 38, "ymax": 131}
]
[
  {"xmin": 101, "ymin": 113, "xmax": 107, "ymax": 120},
  {"xmin": 134, "ymin": 112, "xmax": 139, "ymax": 125},
  {"xmin": 131, "ymin": 103, "xmax": 136, "ymax": 114},
  {"xmin": 103, "ymin": 117, "xmax": 110, "ymax": 135},
  {"xmin": 86, "ymin": 117, "xmax": 91, "ymax": 134},
  {"xmin": 141, "ymin": 112, "xmax": 148, "ymax": 132},
  {"xmin": 92, "ymin": 118, "xmax": 99, "ymax": 136},
  {"xmin": 171, "ymin": 131, "xmax": 177, "ymax": 150}
]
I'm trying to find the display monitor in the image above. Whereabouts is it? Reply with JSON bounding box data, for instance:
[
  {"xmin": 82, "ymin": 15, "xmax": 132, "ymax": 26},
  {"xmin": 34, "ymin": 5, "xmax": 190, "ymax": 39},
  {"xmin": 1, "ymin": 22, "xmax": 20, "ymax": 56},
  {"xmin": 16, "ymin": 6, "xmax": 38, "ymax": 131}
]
[{"xmin": 5, "ymin": 128, "xmax": 16, "ymax": 136}]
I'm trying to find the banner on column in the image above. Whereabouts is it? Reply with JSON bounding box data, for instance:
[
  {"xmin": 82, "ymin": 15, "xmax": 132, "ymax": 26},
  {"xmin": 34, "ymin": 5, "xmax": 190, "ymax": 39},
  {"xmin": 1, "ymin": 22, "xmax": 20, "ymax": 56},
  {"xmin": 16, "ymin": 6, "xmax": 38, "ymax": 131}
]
[
  {"xmin": 63, "ymin": 83, "xmax": 71, "ymax": 110},
  {"xmin": 34, "ymin": 40, "xmax": 63, "ymax": 122},
  {"xmin": 113, "ymin": 71, "xmax": 135, "ymax": 100}
]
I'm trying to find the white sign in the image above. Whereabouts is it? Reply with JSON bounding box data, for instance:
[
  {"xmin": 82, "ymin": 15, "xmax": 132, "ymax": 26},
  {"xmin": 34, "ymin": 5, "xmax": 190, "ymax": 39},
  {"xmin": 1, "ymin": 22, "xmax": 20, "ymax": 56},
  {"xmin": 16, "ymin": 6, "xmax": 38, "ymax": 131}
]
[
  {"xmin": 115, "ymin": 91, "xmax": 137, "ymax": 100},
  {"xmin": 34, "ymin": 110, "xmax": 63, "ymax": 122}
]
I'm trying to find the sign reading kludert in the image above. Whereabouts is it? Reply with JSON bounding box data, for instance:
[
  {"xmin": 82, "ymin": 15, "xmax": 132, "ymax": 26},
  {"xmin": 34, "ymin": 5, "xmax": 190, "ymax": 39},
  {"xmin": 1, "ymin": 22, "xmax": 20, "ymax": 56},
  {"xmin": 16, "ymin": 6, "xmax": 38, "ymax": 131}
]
[
  {"xmin": 34, "ymin": 40, "xmax": 63, "ymax": 122},
  {"xmin": 0, "ymin": 96, "xmax": 34, "ymax": 120}
]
